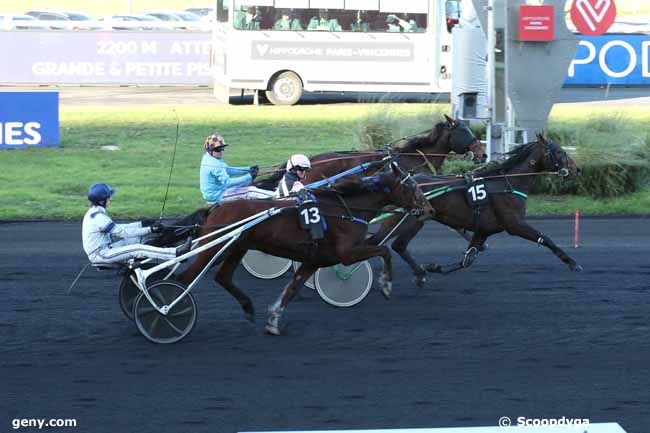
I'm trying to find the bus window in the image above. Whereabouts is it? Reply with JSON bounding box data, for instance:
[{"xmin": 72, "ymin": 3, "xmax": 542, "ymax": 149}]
[
  {"xmin": 307, "ymin": 9, "xmax": 342, "ymax": 31},
  {"xmin": 217, "ymin": 0, "xmax": 230, "ymax": 22}
]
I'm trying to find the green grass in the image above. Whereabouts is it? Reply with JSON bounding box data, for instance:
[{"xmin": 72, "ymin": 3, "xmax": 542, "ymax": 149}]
[
  {"xmin": 2, "ymin": 102, "xmax": 649, "ymax": 220},
  {"xmin": 0, "ymin": 103, "xmax": 447, "ymax": 219}
]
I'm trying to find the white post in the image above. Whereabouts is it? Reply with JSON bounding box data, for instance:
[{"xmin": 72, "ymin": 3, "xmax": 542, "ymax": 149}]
[
  {"xmin": 486, "ymin": 0, "xmax": 495, "ymax": 161},
  {"xmin": 128, "ymin": 0, "xmax": 133, "ymax": 15}
]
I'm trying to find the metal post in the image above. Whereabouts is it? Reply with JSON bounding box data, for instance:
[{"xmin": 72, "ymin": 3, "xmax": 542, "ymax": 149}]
[{"xmin": 486, "ymin": 0, "xmax": 495, "ymax": 161}]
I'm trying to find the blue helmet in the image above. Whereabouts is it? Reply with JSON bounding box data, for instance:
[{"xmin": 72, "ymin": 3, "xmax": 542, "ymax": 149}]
[{"xmin": 88, "ymin": 183, "xmax": 115, "ymax": 205}]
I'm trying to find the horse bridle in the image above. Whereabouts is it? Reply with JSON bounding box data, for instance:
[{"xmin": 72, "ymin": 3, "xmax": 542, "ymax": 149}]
[{"xmin": 544, "ymin": 141, "xmax": 570, "ymax": 177}]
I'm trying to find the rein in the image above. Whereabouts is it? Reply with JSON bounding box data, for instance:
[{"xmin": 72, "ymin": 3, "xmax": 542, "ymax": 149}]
[{"xmin": 416, "ymin": 171, "xmax": 562, "ymax": 188}]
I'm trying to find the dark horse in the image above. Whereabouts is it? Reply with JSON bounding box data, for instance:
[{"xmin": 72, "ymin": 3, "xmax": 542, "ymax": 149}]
[
  {"xmin": 254, "ymin": 114, "xmax": 483, "ymax": 190},
  {"xmin": 178, "ymin": 162, "xmax": 433, "ymax": 335},
  {"xmin": 366, "ymin": 134, "xmax": 583, "ymax": 277}
]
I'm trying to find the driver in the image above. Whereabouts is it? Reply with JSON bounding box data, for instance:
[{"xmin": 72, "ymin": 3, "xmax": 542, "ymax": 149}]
[
  {"xmin": 275, "ymin": 154, "xmax": 311, "ymax": 198},
  {"xmin": 200, "ymin": 133, "xmax": 274, "ymax": 205},
  {"xmin": 82, "ymin": 183, "xmax": 191, "ymax": 265}
]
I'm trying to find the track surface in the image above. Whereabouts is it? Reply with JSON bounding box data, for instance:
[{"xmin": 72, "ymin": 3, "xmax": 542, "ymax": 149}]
[{"xmin": 1, "ymin": 219, "xmax": 648, "ymax": 433}]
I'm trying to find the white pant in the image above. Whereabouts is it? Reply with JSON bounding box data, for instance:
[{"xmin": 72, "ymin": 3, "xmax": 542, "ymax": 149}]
[
  {"xmin": 221, "ymin": 186, "xmax": 275, "ymax": 203},
  {"xmin": 91, "ymin": 241, "xmax": 176, "ymax": 265}
]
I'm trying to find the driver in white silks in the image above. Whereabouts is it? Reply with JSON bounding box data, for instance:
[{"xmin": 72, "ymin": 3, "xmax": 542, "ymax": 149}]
[
  {"xmin": 274, "ymin": 154, "xmax": 312, "ymax": 199},
  {"xmin": 82, "ymin": 183, "xmax": 191, "ymax": 265}
]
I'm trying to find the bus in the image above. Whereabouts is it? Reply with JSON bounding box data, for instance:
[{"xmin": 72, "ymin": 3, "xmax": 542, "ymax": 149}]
[{"xmin": 212, "ymin": 0, "xmax": 458, "ymax": 105}]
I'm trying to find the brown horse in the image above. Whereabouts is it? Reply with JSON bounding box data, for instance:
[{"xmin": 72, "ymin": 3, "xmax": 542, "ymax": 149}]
[
  {"xmin": 366, "ymin": 135, "xmax": 583, "ymax": 277},
  {"xmin": 254, "ymin": 114, "xmax": 483, "ymax": 190},
  {"xmin": 178, "ymin": 162, "xmax": 433, "ymax": 335}
]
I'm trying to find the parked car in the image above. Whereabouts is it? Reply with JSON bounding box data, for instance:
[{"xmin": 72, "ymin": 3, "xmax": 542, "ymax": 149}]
[
  {"xmin": 0, "ymin": 14, "xmax": 49, "ymax": 30},
  {"xmin": 107, "ymin": 14, "xmax": 166, "ymax": 31},
  {"xmin": 24, "ymin": 10, "xmax": 99, "ymax": 30},
  {"xmin": 143, "ymin": 10, "xmax": 203, "ymax": 29},
  {"xmin": 24, "ymin": 10, "xmax": 71, "ymax": 29},
  {"xmin": 185, "ymin": 7, "xmax": 214, "ymax": 21}
]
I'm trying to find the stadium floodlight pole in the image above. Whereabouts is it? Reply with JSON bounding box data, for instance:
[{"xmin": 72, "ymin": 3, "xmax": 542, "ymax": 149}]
[{"xmin": 486, "ymin": 0, "xmax": 495, "ymax": 162}]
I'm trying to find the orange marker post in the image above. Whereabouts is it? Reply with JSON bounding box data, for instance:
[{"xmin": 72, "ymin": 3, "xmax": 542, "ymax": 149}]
[{"xmin": 574, "ymin": 209, "xmax": 580, "ymax": 249}]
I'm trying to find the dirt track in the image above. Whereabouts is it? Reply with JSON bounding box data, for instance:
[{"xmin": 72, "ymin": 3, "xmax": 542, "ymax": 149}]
[{"xmin": 1, "ymin": 219, "xmax": 648, "ymax": 433}]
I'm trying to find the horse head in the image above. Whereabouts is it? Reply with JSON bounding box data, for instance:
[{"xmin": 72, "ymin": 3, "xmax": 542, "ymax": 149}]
[
  {"xmin": 536, "ymin": 133, "xmax": 580, "ymax": 180},
  {"xmin": 440, "ymin": 114, "xmax": 484, "ymax": 162},
  {"xmin": 374, "ymin": 161, "xmax": 434, "ymax": 218}
]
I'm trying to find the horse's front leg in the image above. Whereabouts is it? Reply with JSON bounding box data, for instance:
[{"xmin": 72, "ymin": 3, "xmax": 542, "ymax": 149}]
[
  {"xmin": 338, "ymin": 244, "xmax": 393, "ymax": 299},
  {"xmin": 504, "ymin": 220, "xmax": 582, "ymax": 271},
  {"xmin": 452, "ymin": 227, "xmax": 488, "ymax": 251},
  {"xmin": 390, "ymin": 218, "xmax": 427, "ymax": 289},
  {"xmin": 266, "ymin": 263, "xmax": 318, "ymax": 336},
  {"xmin": 215, "ymin": 248, "xmax": 255, "ymax": 322}
]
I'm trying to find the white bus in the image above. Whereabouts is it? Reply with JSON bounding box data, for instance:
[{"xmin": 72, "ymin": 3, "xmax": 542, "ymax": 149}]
[{"xmin": 212, "ymin": 0, "xmax": 458, "ymax": 105}]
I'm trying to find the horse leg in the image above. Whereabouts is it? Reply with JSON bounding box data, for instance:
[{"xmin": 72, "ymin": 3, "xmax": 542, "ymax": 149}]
[
  {"xmin": 337, "ymin": 244, "xmax": 393, "ymax": 300},
  {"xmin": 504, "ymin": 220, "xmax": 582, "ymax": 271},
  {"xmin": 452, "ymin": 227, "xmax": 488, "ymax": 251},
  {"xmin": 266, "ymin": 263, "xmax": 318, "ymax": 336},
  {"xmin": 390, "ymin": 219, "xmax": 427, "ymax": 289},
  {"xmin": 435, "ymin": 232, "xmax": 489, "ymax": 274},
  {"xmin": 214, "ymin": 248, "xmax": 256, "ymax": 322}
]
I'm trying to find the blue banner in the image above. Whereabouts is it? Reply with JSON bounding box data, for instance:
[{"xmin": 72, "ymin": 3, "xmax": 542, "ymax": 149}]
[
  {"xmin": 0, "ymin": 92, "xmax": 59, "ymax": 149},
  {"xmin": 565, "ymin": 34, "xmax": 650, "ymax": 86}
]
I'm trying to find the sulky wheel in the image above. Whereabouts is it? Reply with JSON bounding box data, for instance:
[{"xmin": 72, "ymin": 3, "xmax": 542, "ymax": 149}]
[
  {"xmin": 133, "ymin": 280, "xmax": 197, "ymax": 344},
  {"xmin": 315, "ymin": 261, "xmax": 373, "ymax": 308},
  {"xmin": 118, "ymin": 272, "xmax": 141, "ymax": 321},
  {"xmin": 292, "ymin": 261, "xmax": 315, "ymax": 290},
  {"xmin": 118, "ymin": 267, "xmax": 170, "ymax": 321},
  {"xmin": 241, "ymin": 250, "xmax": 292, "ymax": 279}
]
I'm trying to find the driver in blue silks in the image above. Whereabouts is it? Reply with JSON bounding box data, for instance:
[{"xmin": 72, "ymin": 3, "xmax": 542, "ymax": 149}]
[{"xmin": 200, "ymin": 133, "xmax": 275, "ymax": 205}]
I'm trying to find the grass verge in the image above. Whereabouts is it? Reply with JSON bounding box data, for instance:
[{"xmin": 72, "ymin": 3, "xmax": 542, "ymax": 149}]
[{"xmin": 1, "ymin": 102, "xmax": 649, "ymax": 220}]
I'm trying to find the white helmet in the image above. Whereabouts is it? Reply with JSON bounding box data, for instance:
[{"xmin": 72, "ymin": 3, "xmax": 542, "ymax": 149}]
[{"xmin": 286, "ymin": 154, "xmax": 311, "ymax": 172}]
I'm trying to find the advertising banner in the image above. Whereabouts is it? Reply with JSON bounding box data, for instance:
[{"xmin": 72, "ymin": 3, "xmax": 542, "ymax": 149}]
[
  {"xmin": 565, "ymin": 34, "xmax": 650, "ymax": 85},
  {"xmin": 0, "ymin": 92, "xmax": 59, "ymax": 149},
  {"xmin": 0, "ymin": 32, "xmax": 212, "ymax": 85}
]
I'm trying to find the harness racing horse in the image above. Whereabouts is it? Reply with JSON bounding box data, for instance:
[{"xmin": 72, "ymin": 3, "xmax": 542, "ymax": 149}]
[
  {"xmin": 252, "ymin": 114, "xmax": 483, "ymax": 283},
  {"xmin": 366, "ymin": 134, "xmax": 583, "ymax": 278},
  {"xmin": 254, "ymin": 114, "xmax": 483, "ymax": 190},
  {"xmin": 178, "ymin": 162, "xmax": 434, "ymax": 335}
]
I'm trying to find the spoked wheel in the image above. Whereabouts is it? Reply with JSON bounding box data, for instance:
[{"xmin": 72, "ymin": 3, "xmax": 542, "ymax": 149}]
[
  {"xmin": 242, "ymin": 250, "xmax": 292, "ymax": 279},
  {"xmin": 118, "ymin": 267, "xmax": 171, "ymax": 321},
  {"xmin": 133, "ymin": 281, "xmax": 197, "ymax": 344},
  {"xmin": 292, "ymin": 261, "xmax": 315, "ymax": 290},
  {"xmin": 315, "ymin": 261, "xmax": 373, "ymax": 308},
  {"xmin": 118, "ymin": 272, "xmax": 141, "ymax": 321}
]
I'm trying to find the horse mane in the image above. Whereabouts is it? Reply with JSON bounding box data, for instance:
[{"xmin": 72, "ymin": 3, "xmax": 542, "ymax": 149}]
[
  {"xmin": 313, "ymin": 173, "xmax": 390, "ymax": 199},
  {"xmin": 392, "ymin": 122, "xmax": 444, "ymax": 153},
  {"xmin": 253, "ymin": 163, "xmax": 285, "ymax": 190},
  {"xmin": 473, "ymin": 141, "xmax": 539, "ymax": 176}
]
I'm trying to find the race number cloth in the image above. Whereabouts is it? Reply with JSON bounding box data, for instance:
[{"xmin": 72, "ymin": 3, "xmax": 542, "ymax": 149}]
[{"xmin": 295, "ymin": 190, "xmax": 326, "ymax": 240}]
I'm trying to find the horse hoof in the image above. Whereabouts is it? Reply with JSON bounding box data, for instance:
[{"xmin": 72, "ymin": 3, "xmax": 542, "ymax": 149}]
[
  {"xmin": 571, "ymin": 264, "xmax": 583, "ymax": 272},
  {"xmin": 425, "ymin": 264, "xmax": 442, "ymax": 273},
  {"xmin": 381, "ymin": 285, "xmax": 392, "ymax": 300},
  {"xmin": 265, "ymin": 324, "xmax": 282, "ymax": 336}
]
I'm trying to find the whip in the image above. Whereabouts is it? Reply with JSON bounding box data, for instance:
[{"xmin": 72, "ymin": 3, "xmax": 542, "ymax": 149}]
[{"xmin": 160, "ymin": 109, "xmax": 180, "ymax": 220}]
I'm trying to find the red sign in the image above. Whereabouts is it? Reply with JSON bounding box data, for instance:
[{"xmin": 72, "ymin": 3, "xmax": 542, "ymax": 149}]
[
  {"xmin": 571, "ymin": 0, "xmax": 617, "ymax": 36},
  {"xmin": 519, "ymin": 5, "xmax": 554, "ymax": 41}
]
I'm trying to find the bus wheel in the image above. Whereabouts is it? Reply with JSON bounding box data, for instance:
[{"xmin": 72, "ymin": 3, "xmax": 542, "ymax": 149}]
[{"xmin": 266, "ymin": 71, "xmax": 303, "ymax": 105}]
